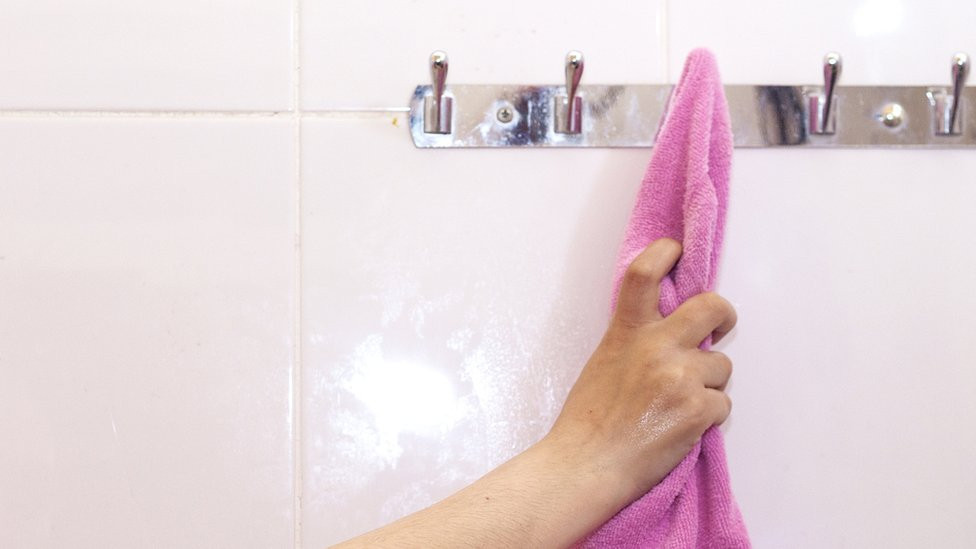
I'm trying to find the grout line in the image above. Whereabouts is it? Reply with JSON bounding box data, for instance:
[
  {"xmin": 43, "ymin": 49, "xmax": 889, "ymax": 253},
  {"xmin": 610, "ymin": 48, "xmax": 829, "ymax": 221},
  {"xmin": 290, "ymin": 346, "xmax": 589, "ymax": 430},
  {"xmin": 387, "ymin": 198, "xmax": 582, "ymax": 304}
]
[
  {"xmin": 302, "ymin": 108, "xmax": 409, "ymax": 117},
  {"xmin": 0, "ymin": 110, "xmax": 290, "ymax": 118},
  {"xmin": 0, "ymin": 109, "xmax": 408, "ymax": 118},
  {"xmin": 291, "ymin": 0, "xmax": 303, "ymax": 546}
]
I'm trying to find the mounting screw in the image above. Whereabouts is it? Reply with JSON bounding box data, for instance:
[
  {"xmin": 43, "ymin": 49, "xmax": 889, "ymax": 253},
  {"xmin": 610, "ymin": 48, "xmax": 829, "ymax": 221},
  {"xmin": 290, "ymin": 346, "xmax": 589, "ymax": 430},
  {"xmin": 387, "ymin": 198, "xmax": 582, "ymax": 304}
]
[
  {"xmin": 496, "ymin": 106, "xmax": 514, "ymax": 123},
  {"xmin": 880, "ymin": 103, "xmax": 904, "ymax": 128}
]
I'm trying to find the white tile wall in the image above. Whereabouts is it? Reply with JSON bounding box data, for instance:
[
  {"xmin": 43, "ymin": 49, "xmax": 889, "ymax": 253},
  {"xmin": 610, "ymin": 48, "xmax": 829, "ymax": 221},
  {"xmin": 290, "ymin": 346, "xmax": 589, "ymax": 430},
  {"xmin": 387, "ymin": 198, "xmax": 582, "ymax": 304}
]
[
  {"xmin": 669, "ymin": 0, "xmax": 976, "ymax": 85},
  {"xmin": 721, "ymin": 149, "xmax": 976, "ymax": 548},
  {"xmin": 0, "ymin": 119, "xmax": 297, "ymax": 548},
  {"xmin": 0, "ymin": 1, "xmax": 293, "ymax": 110},
  {"xmin": 2, "ymin": 1, "xmax": 975, "ymax": 548},
  {"xmin": 301, "ymin": 0, "xmax": 666, "ymax": 109}
]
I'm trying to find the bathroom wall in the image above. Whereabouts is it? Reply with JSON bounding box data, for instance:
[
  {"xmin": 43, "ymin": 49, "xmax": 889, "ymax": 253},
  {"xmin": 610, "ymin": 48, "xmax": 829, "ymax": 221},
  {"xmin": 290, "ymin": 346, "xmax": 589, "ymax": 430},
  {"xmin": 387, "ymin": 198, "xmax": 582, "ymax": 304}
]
[{"xmin": 1, "ymin": 1, "xmax": 974, "ymax": 548}]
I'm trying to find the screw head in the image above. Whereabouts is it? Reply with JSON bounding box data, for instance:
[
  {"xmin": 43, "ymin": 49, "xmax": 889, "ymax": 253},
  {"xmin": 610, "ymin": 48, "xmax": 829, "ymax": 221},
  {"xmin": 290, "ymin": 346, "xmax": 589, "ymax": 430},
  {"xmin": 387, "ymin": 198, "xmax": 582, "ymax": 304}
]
[
  {"xmin": 880, "ymin": 103, "xmax": 904, "ymax": 127},
  {"xmin": 496, "ymin": 106, "xmax": 514, "ymax": 123}
]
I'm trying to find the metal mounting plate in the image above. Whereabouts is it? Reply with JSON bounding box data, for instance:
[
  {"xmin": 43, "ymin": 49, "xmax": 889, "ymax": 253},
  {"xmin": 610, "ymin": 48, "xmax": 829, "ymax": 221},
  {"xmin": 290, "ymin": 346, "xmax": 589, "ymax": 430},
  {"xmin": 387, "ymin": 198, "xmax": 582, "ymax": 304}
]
[{"xmin": 408, "ymin": 84, "xmax": 976, "ymax": 148}]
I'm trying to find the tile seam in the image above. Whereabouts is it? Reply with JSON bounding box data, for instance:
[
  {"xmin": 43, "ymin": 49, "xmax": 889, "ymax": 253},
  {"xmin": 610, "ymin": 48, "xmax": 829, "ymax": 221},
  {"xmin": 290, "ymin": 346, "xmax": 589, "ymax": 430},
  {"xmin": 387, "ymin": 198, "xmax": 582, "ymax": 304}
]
[
  {"xmin": 0, "ymin": 109, "xmax": 406, "ymax": 118},
  {"xmin": 292, "ymin": 0, "xmax": 304, "ymax": 545}
]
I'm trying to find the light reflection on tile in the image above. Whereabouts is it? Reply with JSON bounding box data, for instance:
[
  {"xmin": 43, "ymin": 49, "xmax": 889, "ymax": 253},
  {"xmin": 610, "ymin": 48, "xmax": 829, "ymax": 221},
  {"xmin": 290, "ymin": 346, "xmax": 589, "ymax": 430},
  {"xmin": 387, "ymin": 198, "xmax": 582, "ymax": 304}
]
[
  {"xmin": 342, "ymin": 337, "xmax": 464, "ymax": 464},
  {"xmin": 301, "ymin": 116, "xmax": 651, "ymax": 546}
]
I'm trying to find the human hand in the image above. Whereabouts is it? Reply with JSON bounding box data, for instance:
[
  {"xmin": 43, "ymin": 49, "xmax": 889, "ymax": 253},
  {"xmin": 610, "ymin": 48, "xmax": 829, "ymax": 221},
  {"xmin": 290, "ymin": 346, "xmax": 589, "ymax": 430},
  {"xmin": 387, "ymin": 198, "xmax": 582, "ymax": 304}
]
[
  {"xmin": 543, "ymin": 237, "xmax": 737, "ymax": 505},
  {"xmin": 334, "ymin": 238, "xmax": 739, "ymax": 549}
]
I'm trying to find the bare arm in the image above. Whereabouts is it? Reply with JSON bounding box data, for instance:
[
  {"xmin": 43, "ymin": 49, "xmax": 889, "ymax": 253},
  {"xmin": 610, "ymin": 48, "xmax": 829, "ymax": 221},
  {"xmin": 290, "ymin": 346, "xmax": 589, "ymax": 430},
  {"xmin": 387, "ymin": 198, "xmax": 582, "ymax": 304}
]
[{"xmin": 333, "ymin": 238, "xmax": 737, "ymax": 548}]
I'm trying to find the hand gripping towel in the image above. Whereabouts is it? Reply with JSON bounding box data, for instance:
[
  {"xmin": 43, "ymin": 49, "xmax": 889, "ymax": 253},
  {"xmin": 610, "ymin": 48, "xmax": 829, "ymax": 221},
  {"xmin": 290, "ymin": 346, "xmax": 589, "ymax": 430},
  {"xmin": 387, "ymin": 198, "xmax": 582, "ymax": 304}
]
[{"xmin": 578, "ymin": 49, "xmax": 750, "ymax": 548}]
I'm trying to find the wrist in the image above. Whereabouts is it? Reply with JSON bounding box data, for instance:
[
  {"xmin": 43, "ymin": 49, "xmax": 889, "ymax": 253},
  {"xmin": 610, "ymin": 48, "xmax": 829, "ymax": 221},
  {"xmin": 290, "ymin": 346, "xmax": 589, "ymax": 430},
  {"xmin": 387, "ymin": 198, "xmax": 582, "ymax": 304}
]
[{"xmin": 526, "ymin": 433, "xmax": 638, "ymax": 532}]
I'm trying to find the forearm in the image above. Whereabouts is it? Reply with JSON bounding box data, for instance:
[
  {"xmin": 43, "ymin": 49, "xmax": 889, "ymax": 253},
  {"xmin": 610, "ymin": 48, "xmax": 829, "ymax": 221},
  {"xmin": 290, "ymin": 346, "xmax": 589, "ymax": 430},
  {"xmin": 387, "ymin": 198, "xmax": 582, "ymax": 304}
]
[
  {"xmin": 332, "ymin": 435, "xmax": 632, "ymax": 548},
  {"xmin": 334, "ymin": 240, "xmax": 738, "ymax": 547}
]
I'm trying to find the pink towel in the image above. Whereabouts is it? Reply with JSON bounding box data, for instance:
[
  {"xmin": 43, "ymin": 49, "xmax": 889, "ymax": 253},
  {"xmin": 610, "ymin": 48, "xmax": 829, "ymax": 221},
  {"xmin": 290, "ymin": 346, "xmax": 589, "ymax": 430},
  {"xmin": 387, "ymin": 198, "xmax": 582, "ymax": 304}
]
[{"xmin": 579, "ymin": 49, "xmax": 749, "ymax": 548}]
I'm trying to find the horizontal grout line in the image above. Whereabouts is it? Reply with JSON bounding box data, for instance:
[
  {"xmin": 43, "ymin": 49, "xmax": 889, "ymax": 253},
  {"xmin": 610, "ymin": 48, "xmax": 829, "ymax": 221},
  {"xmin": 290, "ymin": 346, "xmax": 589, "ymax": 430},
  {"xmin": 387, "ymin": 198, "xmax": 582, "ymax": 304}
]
[
  {"xmin": 0, "ymin": 108, "xmax": 410, "ymax": 119},
  {"xmin": 301, "ymin": 108, "xmax": 408, "ymax": 117},
  {"xmin": 0, "ymin": 110, "xmax": 288, "ymax": 118}
]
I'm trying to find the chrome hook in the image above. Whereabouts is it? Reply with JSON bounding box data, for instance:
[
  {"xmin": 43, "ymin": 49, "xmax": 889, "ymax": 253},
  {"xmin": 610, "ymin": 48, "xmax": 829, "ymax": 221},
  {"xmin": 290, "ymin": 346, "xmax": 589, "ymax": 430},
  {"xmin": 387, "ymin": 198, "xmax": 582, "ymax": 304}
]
[
  {"xmin": 554, "ymin": 50, "xmax": 584, "ymax": 134},
  {"xmin": 929, "ymin": 52, "xmax": 970, "ymax": 135},
  {"xmin": 808, "ymin": 52, "xmax": 842, "ymax": 135},
  {"xmin": 424, "ymin": 50, "xmax": 452, "ymax": 134},
  {"xmin": 949, "ymin": 53, "xmax": 970, "ymax": 132}
]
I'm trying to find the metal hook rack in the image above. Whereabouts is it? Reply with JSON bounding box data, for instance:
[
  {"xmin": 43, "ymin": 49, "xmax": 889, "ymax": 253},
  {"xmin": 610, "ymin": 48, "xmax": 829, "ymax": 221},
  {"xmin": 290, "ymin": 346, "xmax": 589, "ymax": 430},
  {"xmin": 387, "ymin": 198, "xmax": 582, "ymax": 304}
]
[{"xmin": 408, "ymin": 50, "xmax": 974, "ymax": 148}]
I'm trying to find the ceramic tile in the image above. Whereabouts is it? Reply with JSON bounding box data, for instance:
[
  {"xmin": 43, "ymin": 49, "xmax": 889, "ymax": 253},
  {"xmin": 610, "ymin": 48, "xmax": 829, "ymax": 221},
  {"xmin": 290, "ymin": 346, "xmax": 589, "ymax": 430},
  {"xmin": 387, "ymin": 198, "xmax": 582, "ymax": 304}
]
[
  {"xmin": 301, "ymin": 0, "xmax": 665, "ymax": 109},
  {"xmin": 720, "ymin": 150, "xmax": 976, "ymax": 547},
  {"xmin": 302, "ymin": 116, "xmax": 976, "ymax": 548},
  {"xmin": 669, "ymin": 0, "xmax": 976, "ymax": 85},
  {"xmin": 0, "ymin": 118, "xmax": 296, "ymax": 548},
  {"xmin": 0, "ymin": 1, "xmax": 293, "ymax": 110},
  {"xmin": 300, "ymin": 115, "xmax": 651, "ymax": 546}
]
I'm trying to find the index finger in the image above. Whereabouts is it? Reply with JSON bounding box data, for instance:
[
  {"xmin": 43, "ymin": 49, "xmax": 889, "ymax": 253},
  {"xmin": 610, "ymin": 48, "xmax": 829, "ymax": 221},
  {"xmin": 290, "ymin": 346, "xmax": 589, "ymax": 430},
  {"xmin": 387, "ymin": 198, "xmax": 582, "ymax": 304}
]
[
  {"xmin": 613, "ymin": 238, "xmax": 682, "ymax": 327},
  {"xmin": 665, "ymin": 291, "xmax": 737, "ymax": 347}
]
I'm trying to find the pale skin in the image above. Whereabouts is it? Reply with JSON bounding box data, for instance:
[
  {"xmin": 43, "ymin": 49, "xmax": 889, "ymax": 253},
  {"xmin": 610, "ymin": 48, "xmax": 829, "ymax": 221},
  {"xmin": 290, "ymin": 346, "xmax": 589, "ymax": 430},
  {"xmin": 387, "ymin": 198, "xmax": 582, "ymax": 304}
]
[{"xmin": 334, "ymin": 238, "xmax": 738, "ymax": 548}]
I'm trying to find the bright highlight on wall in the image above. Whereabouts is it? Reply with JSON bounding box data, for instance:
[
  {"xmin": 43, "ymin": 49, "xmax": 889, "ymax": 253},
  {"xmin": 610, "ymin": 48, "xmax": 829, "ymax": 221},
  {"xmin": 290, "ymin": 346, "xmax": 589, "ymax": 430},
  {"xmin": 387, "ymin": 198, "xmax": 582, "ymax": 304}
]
[{"xmin": 347, "ymin": 355, "xmax": 460, "ymax": 439}]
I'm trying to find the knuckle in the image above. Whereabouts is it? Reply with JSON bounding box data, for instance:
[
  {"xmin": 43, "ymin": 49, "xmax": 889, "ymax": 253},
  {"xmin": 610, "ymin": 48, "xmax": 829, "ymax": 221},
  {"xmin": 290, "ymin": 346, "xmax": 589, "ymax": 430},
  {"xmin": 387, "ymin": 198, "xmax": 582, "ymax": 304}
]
[
  {"xmin": 656, "ymin": 363, "xmax": 685, "ymax": 387},
  {"xmin": 719, "ymin": 393, "xmax": 733, "ymax": 422},
  {"xmin": 646, "ymin": 323, "xmax": 677, "ymax": 348},
  {"xmin": 700, "ymin": 291, "xmax": 727, "ymax": 313},
  {"xmin": 694, "ymin": 292, "xmax": 734, "ymax": 324},
  {"xmin": 683, "ymin": 394, "xmax": 710, "ymax": 427},
  {"xmin": 652, "ymin": 365, "xmax": 693, "ymax": 403},
  {"xmin": 681, "ymin": 293, "xmax": 709, "ymax": 317},
  {"xmin": 715, "ymin": 352, "xmax": 733, "ymax": 373},
  {"xmin": 642, "ymin": 339, "xmax": 670, "ymax": 364},
  {"xmin": 624, "ymin": 257, "xmax": 657, "ymax": 284},
  {"xmin": 653, "ymin": 237, "xmax": 681, "ymax": 256}
]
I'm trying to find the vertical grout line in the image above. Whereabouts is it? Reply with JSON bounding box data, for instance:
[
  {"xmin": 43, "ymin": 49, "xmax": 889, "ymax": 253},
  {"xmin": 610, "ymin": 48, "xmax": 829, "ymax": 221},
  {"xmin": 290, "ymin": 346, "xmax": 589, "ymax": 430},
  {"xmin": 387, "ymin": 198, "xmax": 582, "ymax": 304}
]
[{"xmin": 291, "ymin": 0, "xmax": 303, "ymax": 546}]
